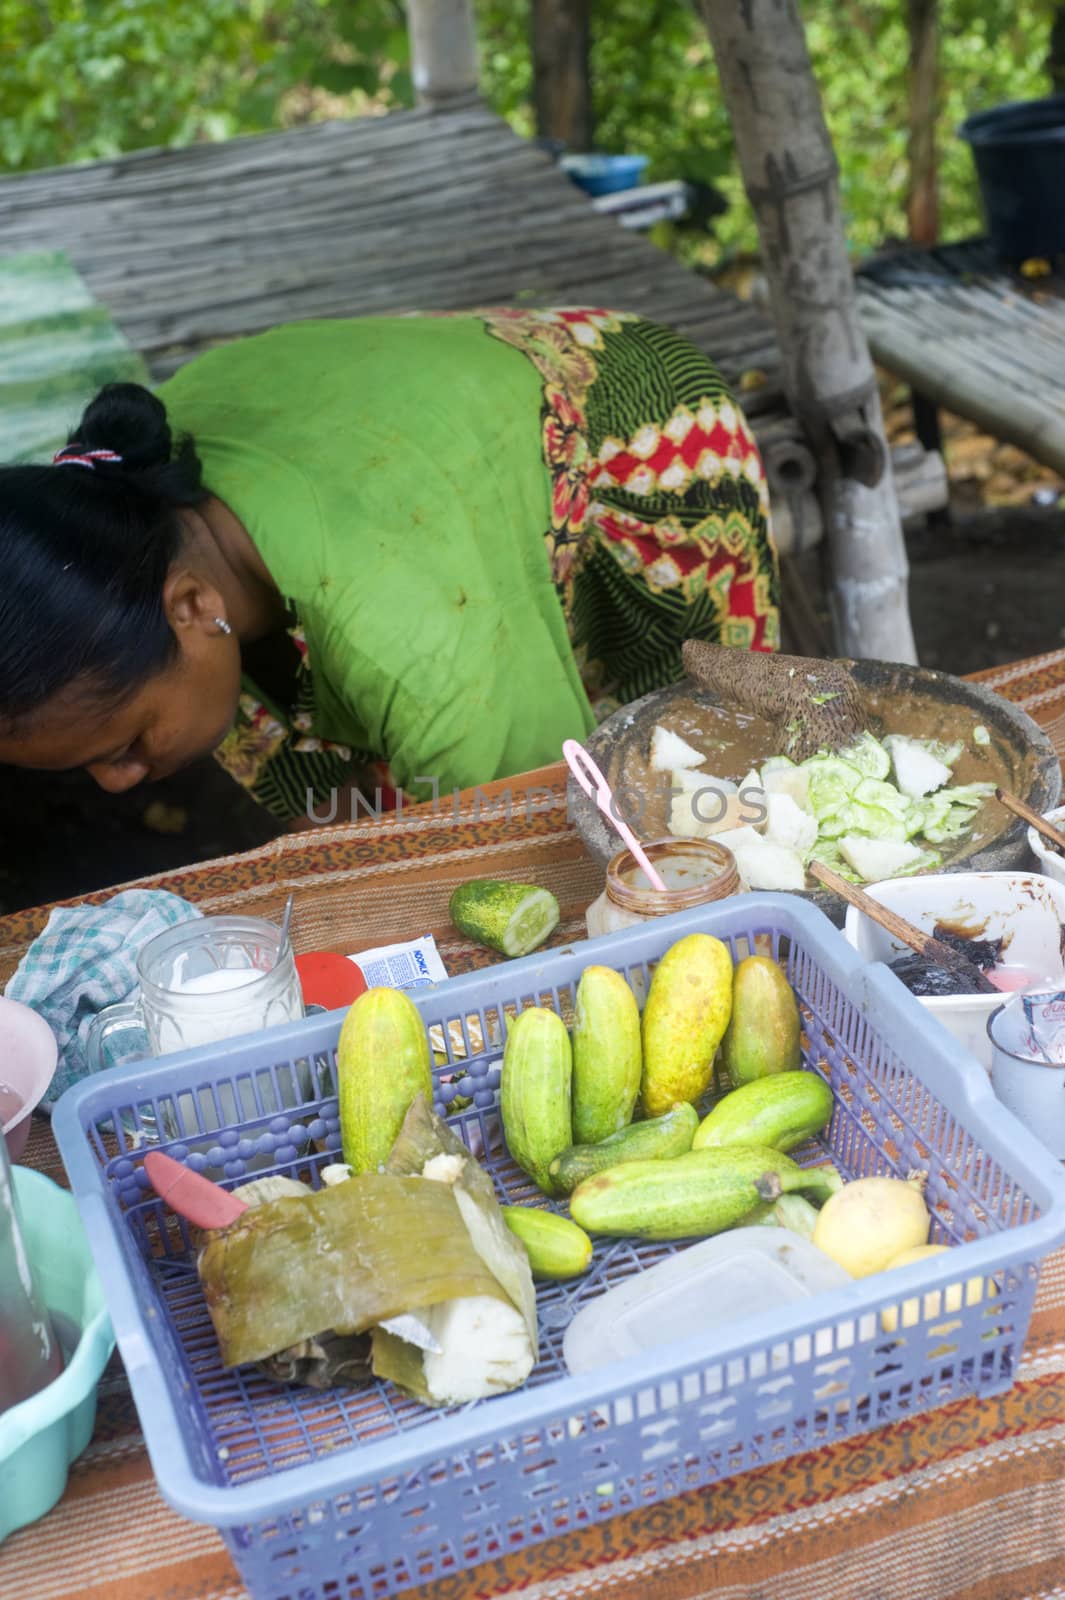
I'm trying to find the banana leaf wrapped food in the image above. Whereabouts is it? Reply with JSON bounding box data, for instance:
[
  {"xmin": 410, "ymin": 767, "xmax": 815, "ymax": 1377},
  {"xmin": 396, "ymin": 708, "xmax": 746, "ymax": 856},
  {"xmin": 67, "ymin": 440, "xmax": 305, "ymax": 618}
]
[
  {"xmin": 196, "ymin": 1097, "xmax": 538, "ymax": 1406},
  {"xmin": 373, "ymin": 1094, "xmax": 539, "ymax": 1405}
]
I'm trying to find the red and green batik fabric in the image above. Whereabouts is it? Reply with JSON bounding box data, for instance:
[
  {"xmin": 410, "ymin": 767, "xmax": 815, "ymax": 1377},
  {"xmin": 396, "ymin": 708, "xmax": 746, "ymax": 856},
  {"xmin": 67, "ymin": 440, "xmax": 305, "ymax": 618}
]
[{"xmin": 475, "ymin": 308, "xmax": 780, "ymax": 716}]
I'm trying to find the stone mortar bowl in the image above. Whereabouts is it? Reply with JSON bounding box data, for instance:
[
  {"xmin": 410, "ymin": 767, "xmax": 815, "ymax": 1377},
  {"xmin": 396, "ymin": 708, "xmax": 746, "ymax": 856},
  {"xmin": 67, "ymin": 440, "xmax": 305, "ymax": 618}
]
[{"xmin": 568, "ymin": 658, "xmax": 1062, "ymax": 926}]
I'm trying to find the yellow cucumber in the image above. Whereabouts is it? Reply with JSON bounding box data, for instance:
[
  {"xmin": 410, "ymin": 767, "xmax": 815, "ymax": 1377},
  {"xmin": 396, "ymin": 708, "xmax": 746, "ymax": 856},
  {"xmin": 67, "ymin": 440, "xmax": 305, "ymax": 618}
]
[
  {"xmin": 720, "ymin": 955, "xmax": 802, "ymax": 1085},
  {"xmin": 337, "ymin": 988, "xmax": 433, "ymax": 1174},
  {"xmin": 569, "ymin": 1145, "xmax": 825, "ymax": 1241},
  {"xmin": 572, "ymin": 965, "xmax": 642, "ymax": 1144},
  {"xmin": 640, "ymin": 933, "xmax": 733, "ymax": 1115},
  {"xmin": 502, "ymin": 1207, "xmax": 593, "ymax": 1278},
  {"xmin": 549, "ymin": 1103, "xmax": 699, "ymax": 1194},
  {"xmin": 500, "ymin": 1006, "xmax": 573, "ymax": 1194},
  {"xmin": 692, "ymin": 1070, "xmax": 834, "ymax": 1154}
]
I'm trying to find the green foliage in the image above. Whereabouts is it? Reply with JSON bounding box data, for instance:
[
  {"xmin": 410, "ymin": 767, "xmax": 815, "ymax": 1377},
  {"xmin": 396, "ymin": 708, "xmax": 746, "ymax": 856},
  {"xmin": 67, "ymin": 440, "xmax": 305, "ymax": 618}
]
[
  {"xmin": 0, "ymin": 1, "xmax": 1060, "ymax": 259},
  {"xmin": 478, "ymin": 0, "xmax": 1060, "ymax": 258},
  {"xmin": 0, "ymin": 1, "xmax": 413, "ymax": 172}
]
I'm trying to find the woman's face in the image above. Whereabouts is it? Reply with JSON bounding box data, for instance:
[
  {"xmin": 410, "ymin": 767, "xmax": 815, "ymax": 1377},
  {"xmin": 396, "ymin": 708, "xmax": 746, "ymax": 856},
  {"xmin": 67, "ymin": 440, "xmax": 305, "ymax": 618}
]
[{"xmin": 0, "ymin": 574, "xmax": 242, "ymax": 793}]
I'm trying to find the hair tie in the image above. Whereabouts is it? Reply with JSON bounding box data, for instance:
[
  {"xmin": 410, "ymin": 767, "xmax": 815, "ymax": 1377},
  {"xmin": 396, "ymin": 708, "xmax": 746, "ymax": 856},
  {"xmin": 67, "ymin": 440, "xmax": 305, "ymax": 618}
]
[{"xmin": 52, "ymin": 446, "xmax": 123, "ymax": 470}]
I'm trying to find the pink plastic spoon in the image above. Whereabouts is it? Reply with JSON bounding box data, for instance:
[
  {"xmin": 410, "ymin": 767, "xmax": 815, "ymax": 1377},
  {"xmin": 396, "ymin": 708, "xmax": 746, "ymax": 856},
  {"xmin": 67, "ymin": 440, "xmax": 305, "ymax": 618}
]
[{"xmin": 563, "ymin": 738, "xmax": 668, "ymax": 893}]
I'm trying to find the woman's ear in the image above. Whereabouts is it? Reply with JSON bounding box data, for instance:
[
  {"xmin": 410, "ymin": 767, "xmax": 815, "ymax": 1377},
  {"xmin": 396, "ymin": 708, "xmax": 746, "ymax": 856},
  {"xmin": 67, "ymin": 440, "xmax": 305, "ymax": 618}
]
[{"xmin": 163, "ymin": 567, "xmax": 224, "ymax": 634}]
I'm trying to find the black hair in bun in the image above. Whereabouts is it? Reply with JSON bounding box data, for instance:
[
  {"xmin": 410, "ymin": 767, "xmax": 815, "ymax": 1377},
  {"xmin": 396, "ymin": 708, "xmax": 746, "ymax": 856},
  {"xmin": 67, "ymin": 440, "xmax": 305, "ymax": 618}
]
[{"xmin": 0, "ymin": 381, "xmax": 210, "ymax": 724}]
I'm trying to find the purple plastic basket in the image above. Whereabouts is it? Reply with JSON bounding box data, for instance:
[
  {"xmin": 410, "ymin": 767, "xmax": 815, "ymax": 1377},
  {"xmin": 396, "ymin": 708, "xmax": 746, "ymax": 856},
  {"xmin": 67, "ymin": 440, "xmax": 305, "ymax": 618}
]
[{"xmin": 54, "ymin": 894, "xmax": 1065, "ymax": 1600}]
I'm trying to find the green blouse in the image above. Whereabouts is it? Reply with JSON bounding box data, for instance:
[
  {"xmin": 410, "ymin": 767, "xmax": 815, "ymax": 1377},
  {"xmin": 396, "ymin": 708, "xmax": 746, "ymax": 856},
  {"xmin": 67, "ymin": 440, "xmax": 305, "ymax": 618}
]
[{"xmin": 158, "ymin": 315, "xmax": 596, "ymax": 818}]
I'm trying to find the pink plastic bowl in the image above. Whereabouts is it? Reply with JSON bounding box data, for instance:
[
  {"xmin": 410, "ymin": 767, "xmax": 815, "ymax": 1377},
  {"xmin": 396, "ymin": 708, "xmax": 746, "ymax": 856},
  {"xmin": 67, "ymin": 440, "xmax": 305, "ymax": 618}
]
[{"xmin": 0, "ymin": 997, "xmax": 58, "ymax": 1161}]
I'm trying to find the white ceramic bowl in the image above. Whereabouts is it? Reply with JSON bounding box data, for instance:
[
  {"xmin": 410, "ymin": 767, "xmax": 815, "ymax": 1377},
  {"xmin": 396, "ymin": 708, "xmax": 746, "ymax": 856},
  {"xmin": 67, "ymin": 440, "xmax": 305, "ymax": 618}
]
[
  {"xmin": 842, "ymin": 871, "xmax": 1065, "ymax": 1074},
  {"xmin": 1026, "ymin": 803, "xmax": 1065, "ymax": 888},
  {"xmin": 0, "ymin": 997, "xmax": 58, "ymax": 1161}
]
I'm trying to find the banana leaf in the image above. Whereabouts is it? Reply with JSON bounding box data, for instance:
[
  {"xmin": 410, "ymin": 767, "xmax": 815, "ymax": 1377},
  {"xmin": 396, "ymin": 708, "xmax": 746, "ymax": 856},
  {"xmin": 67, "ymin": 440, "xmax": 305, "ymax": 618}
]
[
  {"xmin": 198, "ymin": 1173, "xmax": 508, "ymax": 1369},
  {"xmin": 258, "ymin": 1330, "xmax": 373, "ymax": 1389},
  {"xmin": 372, "ymin": 1095, "xmax": 538, "ymax": 1405}
]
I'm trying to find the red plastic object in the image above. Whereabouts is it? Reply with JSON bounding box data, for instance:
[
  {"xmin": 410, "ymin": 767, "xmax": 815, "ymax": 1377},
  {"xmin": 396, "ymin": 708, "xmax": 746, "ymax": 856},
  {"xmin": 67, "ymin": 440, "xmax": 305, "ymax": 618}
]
[
  {"xmin": 143, "ymin": 1151, "xmax": 248, "ymax": 1231},
  {"xmin": 295, "ymin": 951, "xmax": 368, "ymax": 1010}
]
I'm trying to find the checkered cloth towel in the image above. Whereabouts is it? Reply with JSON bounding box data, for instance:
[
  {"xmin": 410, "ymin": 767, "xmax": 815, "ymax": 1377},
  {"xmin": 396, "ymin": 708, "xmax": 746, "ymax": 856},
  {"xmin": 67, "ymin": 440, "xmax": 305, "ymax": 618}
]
[{"xmin": 5, "ymin": 890, "xmax": 201, "ymax": 1106}]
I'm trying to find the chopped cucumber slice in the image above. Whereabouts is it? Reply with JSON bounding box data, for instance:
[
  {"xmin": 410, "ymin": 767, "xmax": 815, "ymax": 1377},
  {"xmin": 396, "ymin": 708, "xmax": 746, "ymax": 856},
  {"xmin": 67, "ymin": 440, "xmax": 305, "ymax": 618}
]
[
  {"xmin": 839, "ymin": 801, "xmax": 909, "ymax": 842},
  {"xmin": 804, "ymin": 757, "xmax": 863, "ymax": 819},
  {"xmin": 942, "ymin": 781, "xmax": 995, "ymax": 808},
  {"xmin": 973, "ymin": 724, "xmax": 991, "ymax": 747},
  {"xmin": 854, "ymin": 776, "xmax": 912, "ymax": 817},
  {"xmin": 839, "ymin": 732, "xmax": 891, "ymax": 781},
  {"xmin": 449, "ymin": 880, "xmax": 561, "ymax": 957}
]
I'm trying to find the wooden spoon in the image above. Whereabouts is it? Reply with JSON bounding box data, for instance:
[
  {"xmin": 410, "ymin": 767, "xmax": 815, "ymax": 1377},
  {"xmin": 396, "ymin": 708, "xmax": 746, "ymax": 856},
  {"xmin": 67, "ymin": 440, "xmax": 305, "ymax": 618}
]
[
  {"xmin": 994, "ymin": 786, "xmax": 1065, "ymax": 857},
  {"xmin": 808, "ymin": 860, "xmax": 999, "ymax": 994}
]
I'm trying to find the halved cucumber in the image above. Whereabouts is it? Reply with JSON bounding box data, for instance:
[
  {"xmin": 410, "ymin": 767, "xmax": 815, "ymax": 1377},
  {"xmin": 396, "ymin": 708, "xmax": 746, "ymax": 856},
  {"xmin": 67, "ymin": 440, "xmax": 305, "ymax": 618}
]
[{"xmin": 449, "ymin": 880, "xmax": 561, "ymax": 957}]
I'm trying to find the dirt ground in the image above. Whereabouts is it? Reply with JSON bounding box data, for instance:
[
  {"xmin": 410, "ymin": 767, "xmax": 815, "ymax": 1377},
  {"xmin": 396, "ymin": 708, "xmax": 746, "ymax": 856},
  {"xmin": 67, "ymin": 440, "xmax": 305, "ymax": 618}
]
[{"xmin": 1, "ymin": 390, "xmax": 1062, "ymax": 916}]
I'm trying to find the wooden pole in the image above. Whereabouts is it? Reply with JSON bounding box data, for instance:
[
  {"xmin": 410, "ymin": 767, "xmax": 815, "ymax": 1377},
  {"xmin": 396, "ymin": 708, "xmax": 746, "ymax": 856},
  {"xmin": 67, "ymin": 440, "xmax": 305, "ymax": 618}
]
[
  {"xmin": 407, "ymin": 0, "xmax": 480, "ymax": 110},
  {"xmin": 531, "ymin": 0, "xmax": 594, "ymax": 150},
  {"xmin": 907, "ymin": 0, "xmax": 939, "ymax": 244},
  {"xmin": 1048, "ymin": 3, "xmax": 1065, "ymax": 93},
  {"xmin": 697, "ymin": 0, "xmax": 917, "ymax": 664}
]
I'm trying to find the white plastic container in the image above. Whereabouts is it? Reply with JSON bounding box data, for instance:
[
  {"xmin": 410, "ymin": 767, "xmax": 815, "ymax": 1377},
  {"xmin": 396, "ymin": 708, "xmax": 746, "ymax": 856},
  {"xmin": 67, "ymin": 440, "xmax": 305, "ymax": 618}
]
[
  {"xmin": 563, "ymin": 1230, "xmax": 850, "ymax": 1377},
  {"xmin": 843, "ymin": 871, "xmax": 1065, "ymax": 1073},
  {"xmin": 1026, "ymin": 803, "xmax": 1065, "ymax": 888}
]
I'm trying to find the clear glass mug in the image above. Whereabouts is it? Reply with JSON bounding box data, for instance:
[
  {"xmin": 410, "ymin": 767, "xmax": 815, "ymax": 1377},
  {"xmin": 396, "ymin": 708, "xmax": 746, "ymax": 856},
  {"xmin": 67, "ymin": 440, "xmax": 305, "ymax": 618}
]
[
  {"xmin": 84, "ymin": 916, "xmax": 312, "ymax": 1150},
  {"xmin": 86, "ymin": 915, "xmax": 305, "ymax": 1070}
]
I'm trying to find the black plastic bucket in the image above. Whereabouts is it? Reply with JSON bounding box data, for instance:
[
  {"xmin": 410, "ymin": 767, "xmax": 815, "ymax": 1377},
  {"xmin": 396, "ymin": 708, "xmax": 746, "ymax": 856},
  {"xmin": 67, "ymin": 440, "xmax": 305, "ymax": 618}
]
[{"xmin": 960, "ymin": 95, "xmax": 1065, "ymax": 263}]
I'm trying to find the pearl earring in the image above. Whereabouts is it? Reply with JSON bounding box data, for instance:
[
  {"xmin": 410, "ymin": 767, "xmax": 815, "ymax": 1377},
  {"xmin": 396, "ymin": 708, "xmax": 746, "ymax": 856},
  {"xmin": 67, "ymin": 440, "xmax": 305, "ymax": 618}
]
[{"xmin": 215, "ymin": 617, "xmax": 233, "ymax": 636}]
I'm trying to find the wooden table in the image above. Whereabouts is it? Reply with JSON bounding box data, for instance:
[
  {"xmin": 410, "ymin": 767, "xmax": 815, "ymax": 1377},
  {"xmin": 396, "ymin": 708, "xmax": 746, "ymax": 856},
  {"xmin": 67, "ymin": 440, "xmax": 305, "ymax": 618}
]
[
  {"xmin": 5, "ymin": 654, "xmax": 1065, "ymax": 1600},
  {"xmin": 858, "ymin": 240, "xmax": 1065, "ymax": 478}
]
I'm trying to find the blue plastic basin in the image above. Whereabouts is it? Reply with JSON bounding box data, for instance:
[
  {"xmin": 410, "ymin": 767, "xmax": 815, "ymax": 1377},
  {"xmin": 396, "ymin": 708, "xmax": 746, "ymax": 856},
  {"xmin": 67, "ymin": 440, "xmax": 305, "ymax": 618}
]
[
  {"xmin": 560, "ymin": 153, "xmax": 648, "ymax": 197},
  {"xmin": 0, "ymin": 1169, "xmax": 114, "ymax": 1543}
]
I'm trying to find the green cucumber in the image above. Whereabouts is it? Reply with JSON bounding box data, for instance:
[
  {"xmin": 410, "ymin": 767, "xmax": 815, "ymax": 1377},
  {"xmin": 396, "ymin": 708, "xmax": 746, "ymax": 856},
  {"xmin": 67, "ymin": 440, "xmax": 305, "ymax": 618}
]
[
  {"xmin": 449, "ymin": 879, "xmax": 560, "ymax": 957},
  {"xmin": 569, "ymin": 1146, "xmax": 831, "ymax": 1241},
  {"xmin": 838, "ymin": 733, "xmax": 892, "ymax": 781},
  {"xmin": 337, "ymin": 988, "xmax": 434, "ymax": 1174},
  {"xmin": 500, "ymin": 1007, "xmax": 573, "ymax": 1194},
  {"xmin": 549, "ymin": 1103, "xmax": 699, "ymax": 1193},
  {"xmin": 693, "ymin": 1070, "xmax": 834, "ymax": 1154},
  {"xmin": 502, "ymin": 1206, "xmax": 592, "ymax": 1278},
  {"xmin": 571, "ymin": 965, "xmax": 642, "ymax": 1144}
]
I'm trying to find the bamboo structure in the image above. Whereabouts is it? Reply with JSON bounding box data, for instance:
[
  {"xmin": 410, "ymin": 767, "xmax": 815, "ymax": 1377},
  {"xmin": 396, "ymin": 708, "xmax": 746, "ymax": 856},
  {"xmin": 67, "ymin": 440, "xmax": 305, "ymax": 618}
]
[
  {"xmin": 860, "ymin": 275, "xmax": 1065, "ymax": 476},
  {"xmin": 407, "ymin": 0, "xmax": 480, "ymax": 109},
  {"xmin": 698, "ymin": 0, "xmax": 917, "ymax": 664}
]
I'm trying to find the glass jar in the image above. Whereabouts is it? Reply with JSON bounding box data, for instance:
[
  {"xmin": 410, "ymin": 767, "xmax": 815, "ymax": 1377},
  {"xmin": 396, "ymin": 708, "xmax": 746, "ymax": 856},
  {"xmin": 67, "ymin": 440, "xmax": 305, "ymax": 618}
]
[{"xmin": 585, "ymin": 837, "xmax": 741, "ymax": 938}]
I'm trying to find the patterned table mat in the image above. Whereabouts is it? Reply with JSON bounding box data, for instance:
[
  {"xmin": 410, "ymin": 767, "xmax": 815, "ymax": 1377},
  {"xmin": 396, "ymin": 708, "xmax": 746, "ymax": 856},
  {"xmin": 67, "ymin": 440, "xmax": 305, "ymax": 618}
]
[{"xmin": 6, "ymin": 665, "xmax": 1065, "ymax": 1600}]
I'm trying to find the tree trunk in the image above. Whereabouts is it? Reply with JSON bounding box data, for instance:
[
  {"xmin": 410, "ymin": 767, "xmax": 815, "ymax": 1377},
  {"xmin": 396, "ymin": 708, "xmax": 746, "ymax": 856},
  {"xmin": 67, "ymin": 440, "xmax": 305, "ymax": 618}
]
[
  {"xmin": 531, "ymin": 0, "xmax": 594, "ymax": 150},
  {"xmin": 406, "ymin": 0, "xmax": 480, "ymax": 110},
  {"xmin": 1048, "ymin": 3, "xmax": 1065, "ymax": 92},
  {"xmin": 697, "ymin": 0, "xmax": 917, "ymax": 664},
  {"xmin": 907, "ymin": 0, "xmax": 939, "ymax": 244}
]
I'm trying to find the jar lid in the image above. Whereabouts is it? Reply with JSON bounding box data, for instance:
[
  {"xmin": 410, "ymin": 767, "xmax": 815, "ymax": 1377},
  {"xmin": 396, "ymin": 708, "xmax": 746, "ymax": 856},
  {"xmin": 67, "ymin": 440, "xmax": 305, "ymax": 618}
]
[{"xmin": 295, "ymin": 952, "xmax": 368, "ymax": 1010}]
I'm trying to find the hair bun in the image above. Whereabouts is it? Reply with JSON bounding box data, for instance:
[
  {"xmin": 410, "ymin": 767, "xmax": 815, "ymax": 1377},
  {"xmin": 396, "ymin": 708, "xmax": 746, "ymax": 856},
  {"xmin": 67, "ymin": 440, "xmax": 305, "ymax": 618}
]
[{"xmin": 73, "ymin": 382, "xmax": 173, "ymax": 471}]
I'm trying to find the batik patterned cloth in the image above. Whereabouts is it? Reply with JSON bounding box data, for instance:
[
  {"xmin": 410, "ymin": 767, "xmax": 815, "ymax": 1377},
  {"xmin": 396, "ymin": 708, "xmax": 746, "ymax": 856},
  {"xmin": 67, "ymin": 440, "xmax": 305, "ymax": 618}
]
[{"xmin": 473, "ymin": 306, "xmax": 780, "ymax": 718}]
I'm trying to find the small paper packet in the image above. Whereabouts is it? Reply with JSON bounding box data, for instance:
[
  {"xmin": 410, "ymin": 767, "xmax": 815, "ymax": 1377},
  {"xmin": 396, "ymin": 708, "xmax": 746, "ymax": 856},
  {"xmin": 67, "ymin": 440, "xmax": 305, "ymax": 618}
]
[
  {"xmin": 1019, "ymin": 989, "xmax": 1065, "ymax": 1064},
  {"xmin": 995, "ymin": 989, "xmax": 1065, "ymax": 1064},
  {"xmin": 348, "ymin": 934, "xmax": 448, "ymax": 992}
]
